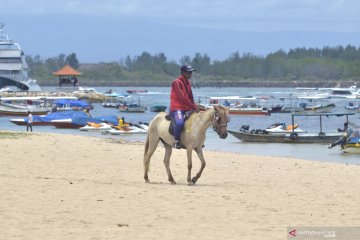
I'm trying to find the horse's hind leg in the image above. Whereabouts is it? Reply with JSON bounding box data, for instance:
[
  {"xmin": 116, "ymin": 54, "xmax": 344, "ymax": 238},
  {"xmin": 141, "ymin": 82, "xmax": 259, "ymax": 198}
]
[
  {"xmin": 163, "ymin": 143, "xmax": 176, "ymax": 184},
  {"xmin": 186, "ymin": 149, "xmax": 193, "ymax": 185},
  {"xmin": 192, "ymin": 147, "xmax": 206, "ymax": 184},
  {"xmin": 144, "ymin": 136, "xmax": 160, "ymax": 183}
]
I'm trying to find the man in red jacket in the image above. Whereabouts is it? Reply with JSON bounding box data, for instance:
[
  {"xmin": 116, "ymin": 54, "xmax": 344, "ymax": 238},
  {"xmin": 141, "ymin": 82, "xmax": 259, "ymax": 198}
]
[{"xmin": 170, "ymin": 64, "xmax": 197, "ymax": 149}]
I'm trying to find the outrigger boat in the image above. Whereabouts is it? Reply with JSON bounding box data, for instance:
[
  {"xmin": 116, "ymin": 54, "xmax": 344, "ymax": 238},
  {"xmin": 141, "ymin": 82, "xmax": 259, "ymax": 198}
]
[{"xmin": 228, "ymin": 112, "xmax": 356, "ymax": 143}]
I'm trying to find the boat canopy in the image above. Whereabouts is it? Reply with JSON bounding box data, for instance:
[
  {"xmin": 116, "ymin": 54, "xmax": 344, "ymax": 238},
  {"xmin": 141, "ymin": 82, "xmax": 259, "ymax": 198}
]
[
  {"xmin": 71, "ymin": 114, "xmax": 118, "ymax": 126},
  {"xmin": 39, "ymin": 110, "xmax": 87, "ymax": 122},
  {"xmin": 54, "ymin": 99, "xmax": 91, "ymax": 109},
  {"xmin": 25, "ymin": 110, "xmax": 118, "ymax": 126}
]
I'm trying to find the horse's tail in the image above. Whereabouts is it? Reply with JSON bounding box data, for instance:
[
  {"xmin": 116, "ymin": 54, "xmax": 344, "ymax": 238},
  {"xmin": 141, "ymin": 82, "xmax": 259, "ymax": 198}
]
[{"xmin": 144, "ymin": 132, "xmax": 150, "ymax": 159}]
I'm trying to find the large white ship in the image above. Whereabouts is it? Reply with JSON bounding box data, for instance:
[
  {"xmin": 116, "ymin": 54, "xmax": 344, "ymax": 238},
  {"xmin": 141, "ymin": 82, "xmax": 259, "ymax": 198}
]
[{"xmin": 0, "ymin": 23, "xmax": 41, "ymax": 91}]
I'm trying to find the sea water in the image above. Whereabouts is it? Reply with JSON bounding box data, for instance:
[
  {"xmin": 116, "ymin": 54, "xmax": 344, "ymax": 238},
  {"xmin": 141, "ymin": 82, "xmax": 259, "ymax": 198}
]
[{"xmin": 1, "ymin": 86, "xmax": 359, "ymax": 165}]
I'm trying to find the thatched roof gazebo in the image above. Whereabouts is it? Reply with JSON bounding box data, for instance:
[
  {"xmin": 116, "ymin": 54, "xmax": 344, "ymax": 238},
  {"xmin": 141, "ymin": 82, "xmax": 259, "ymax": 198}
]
[{"xmin": 53, "ymin": 65, "xmax": 81, "ymax": 87}]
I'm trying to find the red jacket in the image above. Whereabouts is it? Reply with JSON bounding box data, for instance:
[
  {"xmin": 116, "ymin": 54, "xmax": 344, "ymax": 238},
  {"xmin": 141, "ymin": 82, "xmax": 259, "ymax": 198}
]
[{"xmin": 170, "ymin": 75, "xmax": 197, "ymax": 112}]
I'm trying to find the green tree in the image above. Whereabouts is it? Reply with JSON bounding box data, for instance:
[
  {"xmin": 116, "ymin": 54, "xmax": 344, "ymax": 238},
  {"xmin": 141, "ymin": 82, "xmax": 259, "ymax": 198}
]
[{"xmin": 66, "ymin": 53, "xmax": 79, "ymax": 69}]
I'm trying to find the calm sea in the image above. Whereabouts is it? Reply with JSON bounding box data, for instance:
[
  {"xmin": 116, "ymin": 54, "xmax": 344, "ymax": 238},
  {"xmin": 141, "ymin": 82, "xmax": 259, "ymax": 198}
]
[{"xmin": 1, "ymin": 86, "xmax": 359, "ymax": 165}]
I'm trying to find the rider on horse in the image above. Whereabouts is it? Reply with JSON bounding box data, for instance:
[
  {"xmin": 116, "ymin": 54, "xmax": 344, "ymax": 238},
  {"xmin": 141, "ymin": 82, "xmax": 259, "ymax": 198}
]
[{"xmin": 170, "ymin": 64, "xmax": 198, "ymax": 149}]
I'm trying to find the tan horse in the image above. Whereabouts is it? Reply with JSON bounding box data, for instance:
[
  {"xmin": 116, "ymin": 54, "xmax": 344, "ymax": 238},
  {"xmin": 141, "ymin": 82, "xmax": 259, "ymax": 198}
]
[{"xmin": 143, "ymin": 105, "xmax": 230, "ymax": 185}]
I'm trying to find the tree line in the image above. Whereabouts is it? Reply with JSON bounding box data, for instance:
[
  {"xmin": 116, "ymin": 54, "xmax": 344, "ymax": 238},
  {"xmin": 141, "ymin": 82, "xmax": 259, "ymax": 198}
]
[{"xmin": 26, "ymin": 45, "xmax": 360, "ymax": 87}]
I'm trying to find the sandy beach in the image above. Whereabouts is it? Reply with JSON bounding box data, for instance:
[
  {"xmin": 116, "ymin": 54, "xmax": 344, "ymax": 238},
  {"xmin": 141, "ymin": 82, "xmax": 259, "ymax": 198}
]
[{"xmin": 0, "ymin": 131, "xmax": 359, "ymax": 240}]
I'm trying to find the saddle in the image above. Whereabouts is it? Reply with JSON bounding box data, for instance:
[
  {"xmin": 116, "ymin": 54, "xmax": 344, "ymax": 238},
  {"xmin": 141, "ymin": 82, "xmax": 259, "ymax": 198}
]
[{"xmin": 165, "ymin": 111, "xmax": 194, "ymax": 136}]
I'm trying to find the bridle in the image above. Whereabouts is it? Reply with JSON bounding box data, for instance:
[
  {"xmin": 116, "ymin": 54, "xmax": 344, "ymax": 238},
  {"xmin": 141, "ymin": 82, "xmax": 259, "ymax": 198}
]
[{"xmin": 212, "ymin": 108, "xmax": 230, "ymax": 133}]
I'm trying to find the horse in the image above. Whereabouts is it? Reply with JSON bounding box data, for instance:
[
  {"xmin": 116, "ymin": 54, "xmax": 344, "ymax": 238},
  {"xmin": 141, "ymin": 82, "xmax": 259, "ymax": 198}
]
[{"xmin": 143, "ymin": 105, "xmax": 230, "ymax": 185}]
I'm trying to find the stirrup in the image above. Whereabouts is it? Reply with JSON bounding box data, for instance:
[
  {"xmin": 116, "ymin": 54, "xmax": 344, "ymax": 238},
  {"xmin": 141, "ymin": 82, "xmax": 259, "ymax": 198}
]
[{"xmin": 174, "ymin": 140, "xmax": 182, "ymax": 149}]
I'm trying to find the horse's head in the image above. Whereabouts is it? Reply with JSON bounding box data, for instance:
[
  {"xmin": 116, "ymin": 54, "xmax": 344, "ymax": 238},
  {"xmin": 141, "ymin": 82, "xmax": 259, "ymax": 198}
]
[{"xmin": 212, "ymin": 105, "xmax": 230, "ymax": 139}]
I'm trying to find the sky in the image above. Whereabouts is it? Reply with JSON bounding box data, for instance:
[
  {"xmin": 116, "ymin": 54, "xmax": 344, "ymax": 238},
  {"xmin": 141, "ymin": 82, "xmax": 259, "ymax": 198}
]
[{"xmin": 2, "ymin": 0, "xmax": 360, "ymax": 63}]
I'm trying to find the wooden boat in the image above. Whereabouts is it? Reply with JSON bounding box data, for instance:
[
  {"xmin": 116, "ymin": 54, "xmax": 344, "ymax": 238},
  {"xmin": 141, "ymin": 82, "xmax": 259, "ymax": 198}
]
[
  {"xmin": 227, "ymin": 105, "xmax": 270, "ymax": 115},
  {"xmin": 297, "ymin": 96, "xmax": 335, "ymax": 113},
  {"xmin": 0, "ymin": 107, "xmax": 48, "ymax": 116},
  {"xmin": 0, "ymin": 96, "xmax": 50, "ymax": 116},
  {"xmin": 303, "ymin": 103, "xmax": 335, "ymax": 113},
  {"xmin": 229, "ymin": 112, "xmax": 356, "ymax": 143},
  {"xmin": 228, "ymin": 130, "xmax": 343, "ymax": 143}
]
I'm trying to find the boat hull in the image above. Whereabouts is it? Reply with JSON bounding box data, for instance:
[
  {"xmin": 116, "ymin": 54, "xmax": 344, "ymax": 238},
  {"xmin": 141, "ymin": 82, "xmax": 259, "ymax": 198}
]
[
  {"xmin": 0, "ymin": 109, "xmax": 49, "ymax": 116},
  {"xmin": 227, "ymin": 109, "xmax": 270, "ymax": 115},
  {"xmin": 228, "ymin": 130, "xmax": 343, "ymax": 143},
  {"xmin": 9, "ymin": 119, "xmax": 52, "ymax": 126}
]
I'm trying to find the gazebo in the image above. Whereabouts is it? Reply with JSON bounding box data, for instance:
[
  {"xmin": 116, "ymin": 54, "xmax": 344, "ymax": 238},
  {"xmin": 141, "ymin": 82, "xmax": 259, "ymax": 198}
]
[{"xmin": 53, "ymin": 65, "xmax": 81, "ymax": 87}]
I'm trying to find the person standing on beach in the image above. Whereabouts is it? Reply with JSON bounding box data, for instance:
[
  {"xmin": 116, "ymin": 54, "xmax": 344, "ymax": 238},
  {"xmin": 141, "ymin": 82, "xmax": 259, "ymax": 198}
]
[
  {"xmin": 27, "ymin": 111, "xmax": 33, "ymax": 132},
  {"xmin": 170, "ymin": 64, "xmax": 197, "ymax": 149}
]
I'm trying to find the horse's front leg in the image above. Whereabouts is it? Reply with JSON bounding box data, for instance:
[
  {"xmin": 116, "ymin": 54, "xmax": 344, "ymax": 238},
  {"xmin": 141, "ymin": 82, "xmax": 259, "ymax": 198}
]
[
  {"xmin": 164, "ymin": 144, "xmax": 176, "ymax": 184},
  {"xmin": 192, "ymin": 146, "xmax": 206, "ymax": 184},
  {"xmin": 186, "ymin": 149, "xmax": 193, "ymax": 185}
]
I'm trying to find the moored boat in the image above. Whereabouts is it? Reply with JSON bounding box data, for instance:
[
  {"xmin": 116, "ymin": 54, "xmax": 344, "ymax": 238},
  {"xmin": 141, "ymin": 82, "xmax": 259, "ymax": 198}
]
[
  {"xmin": 126, "ymin": 89, "xmax": 148, "ymax": 94},
  {"xmin": 150, "ymin": 105, "xmax": 167, "ymax": 112},
  {"xmin": 105, "ymin": 126, "xmax": 147, "ymax": 135},
  {"xmin": 228, "ymin": 130, "xmax": 342, "ymax": 143},
  {"xmin": 119, "ymin": 103, "xmax": 147, "ymax": 113},
  {"xmin": 0, "ymin": 23, "xmax": 42, "ymax": 91},
  {"xmin": 79, "ymin": 122, "xmax": 113, "ymax": 131},
  {"xmin": 9, "ymin": 110, "xmax": 89, "ymax": 126},
  {"xmin": 229, "ymin": 112, "xmax": 355, "ymax": 143},
  {"xmin": 200, "ymin": 96, "xmax": 271, "ymax": 116}
]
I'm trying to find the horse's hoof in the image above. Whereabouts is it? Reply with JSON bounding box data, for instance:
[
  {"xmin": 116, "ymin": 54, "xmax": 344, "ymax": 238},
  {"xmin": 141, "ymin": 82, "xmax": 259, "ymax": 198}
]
[
  {"xmin": 191, "ymin": 177, "xmax": 197, "ymax": 184},
  {"xmin": 170, "ymin": 180, "xmax": 177, "ymax": 185},
  {"xmin": 188, "ymin": 181, "xmax": 194, "ymax": 186},
  {"xmin": 145, "ymin": 179, "xmax": 150, "ymax": 183}
]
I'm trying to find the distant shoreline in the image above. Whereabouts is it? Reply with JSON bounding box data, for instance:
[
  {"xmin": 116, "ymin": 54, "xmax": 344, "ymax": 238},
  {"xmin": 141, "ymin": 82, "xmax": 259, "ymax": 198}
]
[{"xmin": 39, "ymin": 79, "xmax": 360, "ymax": 88}]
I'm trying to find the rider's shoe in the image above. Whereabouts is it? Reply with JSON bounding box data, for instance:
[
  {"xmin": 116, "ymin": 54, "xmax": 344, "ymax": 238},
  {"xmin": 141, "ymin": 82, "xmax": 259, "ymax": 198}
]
[{"xmin": 174, "ymin": 140, "xmax": 182, "ymax": 149}]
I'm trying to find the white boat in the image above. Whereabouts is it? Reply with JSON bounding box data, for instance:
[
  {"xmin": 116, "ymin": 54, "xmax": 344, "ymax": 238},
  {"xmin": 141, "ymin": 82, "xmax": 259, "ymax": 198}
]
[
  {"xmin": 74, "ymin": 87, "xmax": 101, "ymax": 94},
  {"xmin": 0, "ymin": 23, "xmax": 41, "ymax": 91},
  {"xmin": 318, "ymin": 86, "xmax": 359, "ymax": 99},
  {"xmin": 345, "ymin": 101, "xmax": 360, "ymax": 111},
  {"xmin": 200, "ymin": 96, "xmax": 270, "ymax": 116}
]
